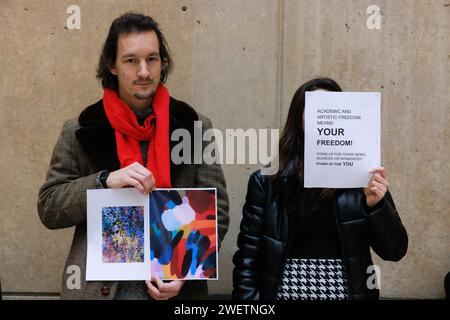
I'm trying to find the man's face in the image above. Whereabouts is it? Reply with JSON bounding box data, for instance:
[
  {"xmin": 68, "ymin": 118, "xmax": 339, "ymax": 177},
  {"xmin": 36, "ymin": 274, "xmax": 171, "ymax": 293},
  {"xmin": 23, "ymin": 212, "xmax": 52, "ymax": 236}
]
[{"xmin": 110, "ymin": 31, "xmax": 162, "ymax": 109}]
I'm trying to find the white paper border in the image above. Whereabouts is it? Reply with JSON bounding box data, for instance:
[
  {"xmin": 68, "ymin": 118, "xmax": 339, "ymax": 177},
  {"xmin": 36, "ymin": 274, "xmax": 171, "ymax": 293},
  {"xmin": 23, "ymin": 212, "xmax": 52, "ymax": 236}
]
[{"xmin": 86, "ymin": 188, "xmax": 150, "ymax": 281}]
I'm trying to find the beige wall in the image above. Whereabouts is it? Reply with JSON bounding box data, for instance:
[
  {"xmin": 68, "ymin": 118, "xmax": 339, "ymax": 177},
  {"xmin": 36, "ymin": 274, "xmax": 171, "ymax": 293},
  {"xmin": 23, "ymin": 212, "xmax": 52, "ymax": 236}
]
[{"xmin": 0, "ymin": 0, "xmax": 448, "ymax": 298}]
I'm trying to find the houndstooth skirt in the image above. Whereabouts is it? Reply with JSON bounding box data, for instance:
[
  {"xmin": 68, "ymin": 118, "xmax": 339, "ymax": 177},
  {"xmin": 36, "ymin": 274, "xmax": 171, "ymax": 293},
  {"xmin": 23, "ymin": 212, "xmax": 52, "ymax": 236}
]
[{"xmin": 276, "ymin": 258, "xmax": 350, "ymax": 300}]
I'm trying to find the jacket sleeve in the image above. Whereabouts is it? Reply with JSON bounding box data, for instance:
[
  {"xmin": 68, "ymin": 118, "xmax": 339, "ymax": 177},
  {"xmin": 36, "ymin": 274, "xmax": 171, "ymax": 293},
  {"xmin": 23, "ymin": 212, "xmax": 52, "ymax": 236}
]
[
  {"xmin": 362, "ymin": 191, "xmax": 408, "ymax": 261},
  {"xmin": 232, "ymin": 171, "xmax": 267, "ymax": 300},
  {"xmin": 194, "ymin": 115, "xmax": 230, "ymax": 247},
  {"xmin": 37, "ymin": 120, "xmax": 99, "ymax": 230}
]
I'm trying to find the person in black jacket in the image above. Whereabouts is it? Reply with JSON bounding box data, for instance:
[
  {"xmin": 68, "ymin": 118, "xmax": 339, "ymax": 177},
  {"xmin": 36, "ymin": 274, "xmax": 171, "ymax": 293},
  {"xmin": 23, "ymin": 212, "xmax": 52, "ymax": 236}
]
[{"xmin": 232, "ymin": 78, "xmax": 408, "ymax": 300}]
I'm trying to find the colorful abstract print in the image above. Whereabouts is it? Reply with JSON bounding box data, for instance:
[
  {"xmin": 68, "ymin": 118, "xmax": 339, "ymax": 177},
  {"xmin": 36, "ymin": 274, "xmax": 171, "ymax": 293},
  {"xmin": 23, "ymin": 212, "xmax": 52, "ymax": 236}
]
[
  {"xmin": 102, "ymin": 206, "xmax": 144, "ymax": 263},
  {"xmin": 150, "ymin": 190, "xmax": 217, "ymax": 279}
]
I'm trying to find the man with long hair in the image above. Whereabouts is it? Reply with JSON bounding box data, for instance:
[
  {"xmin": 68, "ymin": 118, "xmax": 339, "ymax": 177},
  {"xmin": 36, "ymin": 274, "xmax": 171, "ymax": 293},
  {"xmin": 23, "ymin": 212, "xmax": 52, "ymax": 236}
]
[{"xmin": 38, "ymin": 12, "xmax": 229, "ymax": 300}]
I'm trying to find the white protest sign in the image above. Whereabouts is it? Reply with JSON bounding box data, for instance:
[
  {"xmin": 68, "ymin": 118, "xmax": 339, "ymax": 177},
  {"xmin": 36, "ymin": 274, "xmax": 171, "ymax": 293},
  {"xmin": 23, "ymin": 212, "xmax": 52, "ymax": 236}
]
[{"xmin": 304, "ymin": 92, "xmax": 380, "ymax": 188}]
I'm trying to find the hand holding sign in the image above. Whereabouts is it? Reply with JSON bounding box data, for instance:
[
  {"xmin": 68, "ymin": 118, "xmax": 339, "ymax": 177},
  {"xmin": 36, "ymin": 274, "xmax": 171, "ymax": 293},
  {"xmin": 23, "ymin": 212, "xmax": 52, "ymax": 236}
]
[
  {"xmin": 145, "ymin": 275, "xmax": 185, "ymax": 300},
  {"xmin": 364, "ymin": 167, "xmax": 389, "ymax": 207}
]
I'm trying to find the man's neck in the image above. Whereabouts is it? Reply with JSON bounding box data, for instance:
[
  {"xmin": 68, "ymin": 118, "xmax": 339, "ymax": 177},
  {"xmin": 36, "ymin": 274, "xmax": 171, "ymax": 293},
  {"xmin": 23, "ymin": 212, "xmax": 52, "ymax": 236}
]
[
  {"xmin": 131, "ymin": 104, "xmax": 153, "ymax": 120},
  {"xmin": 128, "ymin": 97, "xmax": 153, "ymax": 120}
]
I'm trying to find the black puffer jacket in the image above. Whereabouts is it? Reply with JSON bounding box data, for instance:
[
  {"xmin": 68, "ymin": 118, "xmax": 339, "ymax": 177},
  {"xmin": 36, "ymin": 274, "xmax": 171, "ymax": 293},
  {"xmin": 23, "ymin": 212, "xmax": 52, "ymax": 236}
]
[{"xmin": 232, "ymin": 169, "xmax": 408, "ymax": 300}]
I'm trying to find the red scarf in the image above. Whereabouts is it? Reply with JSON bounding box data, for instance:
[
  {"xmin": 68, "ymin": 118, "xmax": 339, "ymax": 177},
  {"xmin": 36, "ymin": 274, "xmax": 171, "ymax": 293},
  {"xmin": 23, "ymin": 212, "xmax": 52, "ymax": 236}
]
[{"xmin": 103, "ymin": 84, "xmax": 171, "ymax": 188}]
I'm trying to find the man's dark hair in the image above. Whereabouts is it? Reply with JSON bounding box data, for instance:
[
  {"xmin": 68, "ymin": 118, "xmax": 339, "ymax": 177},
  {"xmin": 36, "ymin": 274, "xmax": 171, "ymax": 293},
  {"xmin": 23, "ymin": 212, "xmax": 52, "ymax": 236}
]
[{"xmin": 96, "ymin": 12, "xmax": 173, "ymax": 90}]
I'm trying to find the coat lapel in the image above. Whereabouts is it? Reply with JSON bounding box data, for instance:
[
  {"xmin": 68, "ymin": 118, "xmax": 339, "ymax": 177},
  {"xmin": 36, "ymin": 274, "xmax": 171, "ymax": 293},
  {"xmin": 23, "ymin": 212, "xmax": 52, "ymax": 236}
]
[
  {"xmin": 168, "ymin": 97, "xmax": 199, "ymax": 182},
  {"xmin": 75, "ymin": 99, "xmax": 120, "ymax": 172}
]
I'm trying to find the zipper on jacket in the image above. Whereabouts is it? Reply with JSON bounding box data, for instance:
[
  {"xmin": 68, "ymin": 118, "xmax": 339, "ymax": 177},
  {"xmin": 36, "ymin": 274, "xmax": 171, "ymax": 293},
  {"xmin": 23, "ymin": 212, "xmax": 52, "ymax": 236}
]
[
  {"xmin": 332, "ymin": 198, "xmax": 353, "ymax": 300},
  {"xmin": 272, "ymin": 209, "xmax": 295, "ymax": 299},
  {"xmin": 271, "ymin": 175, "xmax": 296, "ymax": 299}
]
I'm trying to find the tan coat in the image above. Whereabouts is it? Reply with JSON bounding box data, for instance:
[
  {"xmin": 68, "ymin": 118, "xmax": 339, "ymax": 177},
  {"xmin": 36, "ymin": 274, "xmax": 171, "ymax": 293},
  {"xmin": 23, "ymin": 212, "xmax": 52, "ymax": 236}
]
[{"xmin": 37, "ymin": 98, "xmax": 230, "ymax": 299}]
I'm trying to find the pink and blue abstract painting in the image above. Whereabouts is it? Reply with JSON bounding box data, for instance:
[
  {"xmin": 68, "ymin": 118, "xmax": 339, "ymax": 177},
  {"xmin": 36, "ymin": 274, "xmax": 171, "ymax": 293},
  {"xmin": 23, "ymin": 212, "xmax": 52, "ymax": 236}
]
[
  {"xmin": 102, "ymin": 206, "xmax": 144, "ymax": 263},
  {"xmin": 150, "ymin": 190, "xmax": 217, "ymax": 279}
]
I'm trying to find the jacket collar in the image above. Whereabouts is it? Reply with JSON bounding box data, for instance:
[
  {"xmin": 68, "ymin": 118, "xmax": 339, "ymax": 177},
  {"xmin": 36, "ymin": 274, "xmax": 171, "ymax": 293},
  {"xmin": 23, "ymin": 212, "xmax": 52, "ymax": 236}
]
[
  {"xmin": 77, "ymin": 96, "xmax": 200, "ymax": 129},
  {"xmin": 75, "ymin": 96, "xmax": 200, "ymax": 173}
]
